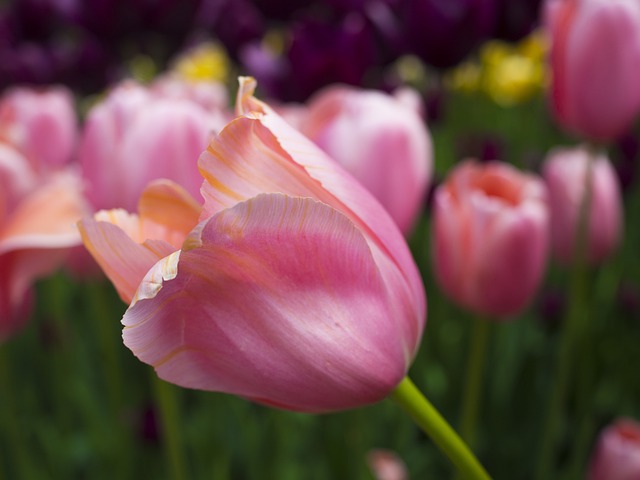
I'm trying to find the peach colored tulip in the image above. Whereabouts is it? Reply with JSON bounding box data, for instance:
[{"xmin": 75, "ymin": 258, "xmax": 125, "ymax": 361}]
[
  {"xmin": 542, "ymin": 146, "xmax": 622, "ymax": 265},
  {"xmin": 296, "ymin": 85, "xmax": 433, "ymax": 234},
  {"xmin": 79, "ymin": 77, "xmax": 426, "ymax": 412},
  {"xmin": 589, "ymin": 418, "xmax": 640, "ymax": 480},
  {"xmin": 0, "ymin": 85, "xmax": 89, "ymax": 338},
  {"xmin": 432, "ymin": 160, "xmax": 549, "ymax": 318},
  {"xmin": 79, "ymin": 76, "xmax": 232, "ymax": 212},
  {"xmin": 545, "ymin": 0, "xmax": 640, "ymax": 141}
]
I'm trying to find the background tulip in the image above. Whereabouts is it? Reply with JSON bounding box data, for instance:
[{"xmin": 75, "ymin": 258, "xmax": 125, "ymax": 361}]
[
  {"xmin": 79, "ymin": 75, "xmax": 231, "ymax": 212},
  {"xmin": 0, "ymin": 86, "xmax": 77, "ymax": 171},
  {"xmin": 432, "ymin": 160, "xmax": 549, "ymax": 318},
  {"xmin": 80, "ymin": 78, "xmax": 426, "ymax": 413},
  {"xmin": 0, "ymin": 86, "xmax": 88, "ymax": 339},
  {"xmin": 588, "ymin": 418, "xmax": 640, "ymax": 480},
  {"xmin": 297, "ymin": 85, "xmax": 433, "ymax": 234},
  {"xmin": 545, "ymin": 0, "xmax": 640, "ymax": 141},
  {"xmin": 542, "ymin": 146, "xmax": 623, "ymax": 265}
]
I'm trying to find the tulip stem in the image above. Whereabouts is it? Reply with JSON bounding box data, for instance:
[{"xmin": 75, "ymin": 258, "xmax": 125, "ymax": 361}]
[
  {"xmin": 390, "ymin": 377, "xmax": 491, "ymax": 480},
  {"xmin": 152, "ymin": 373, "xmax": 189, "ymax": 480},
  {"xmin": 458, "ymin": 318, "xmax": 492, "ymax": 451},
  {"xmin": 535, "ymin": 152, "xmax": 594, "ymax": 480}
]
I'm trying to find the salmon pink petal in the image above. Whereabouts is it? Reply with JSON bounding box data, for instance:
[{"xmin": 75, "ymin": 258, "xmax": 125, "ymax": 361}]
[
  {"xmin": 123, "ymin": 194, "xmax": 410, "ymax": 412},
  {"xmin": 78, "ymin": 213, "xmax": 176, "ymax": 304},
  {"xmin": 0, "ymin": 171, "xmax": 89, "ymax": 253},
  {"xmin": 137, "ymin": 180, "xmax": 202, "ymax": 248},
  {"xmin": 199, "ymin": 77, "xmax": 425, "ymax": 325}
]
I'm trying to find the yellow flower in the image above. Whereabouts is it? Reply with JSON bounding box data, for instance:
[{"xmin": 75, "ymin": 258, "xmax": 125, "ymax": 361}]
[{"xmin": 172, "ymin": 42, "xmax": 230, "ymax": 83}]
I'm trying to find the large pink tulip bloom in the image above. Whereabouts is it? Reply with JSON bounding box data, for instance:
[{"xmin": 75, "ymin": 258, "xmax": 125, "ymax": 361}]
[
  {"xmin": 295, "ymin": 86, "xmax": 433, "ymax": 234},
  {"xmin": 545, "ymin": 0, "xmax": 640, "ymax": 141},
  {"xmin": 432, "ymin": 160, "xmax": 549, "ymax": 318},
  {"xmin": 542, "ymin": 146, "xmax": 622, "ymax": 265},
  {"xmin": 79, "ymin": 78, "xmax": 426, "ymax": 413},
  {"xmin": 589, "ymin": 418, "xmax": 640, "ymax": 480},
  {"xmin": 79, "ymin": 76, "xmax": 232, "ymax": 212},
  {"xmin": 0, "ymin": 86, "xmax": 88, "ymax": 339}
]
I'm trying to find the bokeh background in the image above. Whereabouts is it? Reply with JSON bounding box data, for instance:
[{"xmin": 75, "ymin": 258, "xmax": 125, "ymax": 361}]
[{"xmin": 1, "ymin": 0, "xmax": 639, "ymax": 479}]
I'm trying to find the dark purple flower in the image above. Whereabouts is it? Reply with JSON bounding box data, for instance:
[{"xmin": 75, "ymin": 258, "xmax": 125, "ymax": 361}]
[
  {"xmin": 284, "ymin": 14, "xmax": 376, "ymax": 101},
  {"xmin": 197, "ymin": 0, "xmax": 264, "ymax": 59},
  {"xmin": 492, "ymin": 0, "xmax": 542, "ymax": 42},
  {"xmin": 400, "ymin": 0, "xmax": 498, "ymax": 69}
]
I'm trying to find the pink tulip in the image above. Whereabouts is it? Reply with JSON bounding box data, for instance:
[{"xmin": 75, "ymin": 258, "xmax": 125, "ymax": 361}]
[
  {"xmin": 79, "ymin": 77, "xmax": 426, "ymax": 412},
  {"xmin": 79, "ymin": 76, "xmax": 232, "ymax": 212},
  {"xmin": 542, "ymin": 146, "xmax": 622, "ymax": 265},
  {"xmin": 588, "ymin": 418, "xmax": 640, "ymax": 480},
  {"xmin": 432, "ymin": 160, "xmax": 549, "ymax": 318},
  {"xmin": 545, "ymin": 0, "xmax": 640, "ymax": 141},
  {"xmin": 0, "ymin": 86, "xmax": 77, "ymax": 171},
  {"xmin": 296, "ymin": 85, "xmax": 433, "ymax": 234},
  {"xmin": 0, "ymin": 85, "xmax": 89, "ymax": 338}
]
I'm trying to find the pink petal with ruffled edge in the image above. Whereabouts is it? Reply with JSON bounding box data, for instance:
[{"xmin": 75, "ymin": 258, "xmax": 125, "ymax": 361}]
[
  {"xmin": 199, "ymin": 78, "xmax": 425, "ymax": 345},
  {"xmin": 78, "ymin": 181, "xmax": 200, "ymax": 303},
  {"xmin": 123, "ymin": 194, "xmax": 410, "ymax": 412}
]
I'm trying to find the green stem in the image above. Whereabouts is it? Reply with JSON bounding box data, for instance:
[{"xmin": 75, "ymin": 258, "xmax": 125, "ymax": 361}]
[
  {"xmin": 390, "ymin": 377, "xmax": 491, "ymax": 480},
  {"xmin": 535, "ymin": 151, "xmax": 594, "ymax": 480},
  {"xmin": 0, "ymin": 344, "xmax": 34, "ymax": 479},
  {"xmin": 458, "ymin": 318, "xmax": 492, "ymax": 449},
  {"xmin": 152, "ymin": 373, "xmax": 189, "ymax": 480}
]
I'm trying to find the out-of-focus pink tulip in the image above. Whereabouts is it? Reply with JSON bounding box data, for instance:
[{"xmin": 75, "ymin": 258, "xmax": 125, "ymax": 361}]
[
  {"xmin": 367, "ymin": 449, "xmax": 408, "ymax": 480},
  {"xmin": 79, "ymin": 76, "xmax": 232, "ymax": 212},
  {"xmin": 432, "ymin": 160, "xmax": 549, "ymax": 318},
  {"xmin": 542, "ymin": 145, "xmax": 622, "ymax": 265},
  {"xmin": 79, "ymin": 77, "xmax": 426, "ymax": 413},
  {"xmin": 0, "ymin": 86, "xmax": 77, "ymax": 170},
  {"xmin": 545, "ymin": 0, "xmax": 640, "ymax": 141},
  {"xmin": 588, "ymin": 418, "xmax": 640, "ymax": 480},
  {"xmin": 0, "ymin": 86, "xmax": 89, "ymax": 339},
  {"xmin": 294, "ymin": 85, "xmax": 433, "ymax": 234}
]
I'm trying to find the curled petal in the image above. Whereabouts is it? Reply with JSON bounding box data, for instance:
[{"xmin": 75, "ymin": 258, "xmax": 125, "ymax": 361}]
[
  {"xmin": 199, "ymin": 77, "xmax": 425, "ymax": 328},
  {"xmin": 123, "ymin": 194, "xmax": 410, "ymax": 412}
]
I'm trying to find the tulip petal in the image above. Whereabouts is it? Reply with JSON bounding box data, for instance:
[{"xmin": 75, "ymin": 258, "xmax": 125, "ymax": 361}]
[
  {"xmin": 123, "ymin": 193, "xmax": 408, "ymax": 412},
  {"xmin": 78, "ymin": 212, "xmax": 176, "ymax": 303},
  {"xmin": 0, "ymin": 171, "xmax": 89, "ymax": 254},
  {"xmin": 200, "ymin": 77, "xmax": 425, "ymax": 327}
]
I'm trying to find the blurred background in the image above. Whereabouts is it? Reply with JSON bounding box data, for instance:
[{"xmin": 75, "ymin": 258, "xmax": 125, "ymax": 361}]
[{"xmin": 1, "ymin": 0, "xmax": 639, "ymax": 479}]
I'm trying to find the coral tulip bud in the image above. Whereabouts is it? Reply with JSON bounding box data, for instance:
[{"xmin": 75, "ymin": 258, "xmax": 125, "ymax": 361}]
[
  {"xmin": 588, "ymin": 418, "xmax": 640, "ymax": 480},
  {"xmin": 542, "ymin": 145, "xmax": 623, "ymax": 265},
  {"xmin": 432, "ymin": 160, "xmax": 549, "ymax": 318},
  {"xmin": 298, "ymin": 85, "xmax": 433, "ymax": 234},
  {"xmin": 79, "ymin": 77, "xmax": 426, "ymax": 412},
  {"xmin": 545, "ymin": 0, "xmax": 640, "ymax": 141}
]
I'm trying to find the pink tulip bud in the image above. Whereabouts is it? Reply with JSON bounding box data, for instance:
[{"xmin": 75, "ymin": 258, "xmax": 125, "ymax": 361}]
[
  {"xmin": 545, "ymin": 0, "xmax": 640, "ymax": 141},
  {"xmin": 298, "ymin": 85, "xmax": 433, "ymax": 234},
  {"xmin": 79, "ymin": 77, "xmax": 426, "ymax": 412},
  {"xmin": 0, "ymin": 86, "xmax": 77, "ymax": 170},
  {"xmin": 542, "ymin": 146, "xmax": 623, "ymax": 265},
  {"xmin": 79, "ymin": 77, "xmax": 232, "ymax": 212},
  {"xmin": 588, "ymin": 418, "xmax": 640, "ymax": 480},
  {"xmin": 432, "ymin": 160, "xmax": 549, "ymax": 318}
]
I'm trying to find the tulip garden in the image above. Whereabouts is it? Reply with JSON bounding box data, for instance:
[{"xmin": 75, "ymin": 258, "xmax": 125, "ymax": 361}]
[{"xmin": 2, "ymin": 1, "xmax": 640, "ymax": 479}]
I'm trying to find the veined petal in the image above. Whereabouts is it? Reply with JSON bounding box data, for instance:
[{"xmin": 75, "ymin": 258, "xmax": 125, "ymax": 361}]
[
  {"xmin": 79, "ymin": 181, "xmax": 201, "ymax": 302},
  {"xmin": 200, "ymin": 77, "xmax": 425, "ymax": 326},
  {"xmin": 137, "ymin": 180, "xmax": 202, "ymax": 248},
  {"xmin": 78, "ymin": 213, "xmax": 176, "ymax": 303},
  {"xmin": 123, "ymin": 193, "xmax": 410, "ymax": 412}
]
